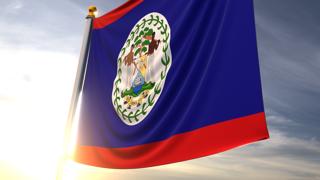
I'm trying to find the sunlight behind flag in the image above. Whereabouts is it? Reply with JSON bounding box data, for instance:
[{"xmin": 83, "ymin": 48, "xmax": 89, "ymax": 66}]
[
  {"xmin": 73, "ymin": 0, "xmax": 269, "ymax": 169},
  {"xmin": 0, "ymin": 49, "xmax": 77, "ymax": 180}
]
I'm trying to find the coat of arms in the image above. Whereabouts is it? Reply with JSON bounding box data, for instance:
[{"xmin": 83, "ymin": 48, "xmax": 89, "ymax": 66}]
[{"xmin": 112, "ymin": 12, "xmax": 171, "ymax": 125}]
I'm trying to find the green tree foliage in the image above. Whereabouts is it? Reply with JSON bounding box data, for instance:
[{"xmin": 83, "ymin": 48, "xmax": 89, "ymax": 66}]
[{"xmin": 134, "ymin": 28, "xmax": 153, "ymax": 56}]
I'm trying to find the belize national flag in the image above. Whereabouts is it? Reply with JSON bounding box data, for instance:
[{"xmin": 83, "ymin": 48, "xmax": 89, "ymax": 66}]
[{"xmin": 74, "ymin": 0, "xmax": 269, "ymax": 168}]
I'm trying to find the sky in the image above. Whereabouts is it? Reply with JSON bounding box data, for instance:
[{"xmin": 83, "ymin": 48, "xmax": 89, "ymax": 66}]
[{"xmin": 0, "ymin": 0, "xmax": 319, "ymax": 179}]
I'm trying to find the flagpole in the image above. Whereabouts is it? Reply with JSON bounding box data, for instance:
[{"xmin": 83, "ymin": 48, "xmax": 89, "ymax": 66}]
[{"xmin": 56, "ymin": 6, "xmax": 97, "ymax": 180}]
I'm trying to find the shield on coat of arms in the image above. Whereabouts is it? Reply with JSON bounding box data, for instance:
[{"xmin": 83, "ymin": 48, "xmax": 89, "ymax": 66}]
[{"xmin": 112, "ymin": 12, "xmax": 172, "ymax": 125}]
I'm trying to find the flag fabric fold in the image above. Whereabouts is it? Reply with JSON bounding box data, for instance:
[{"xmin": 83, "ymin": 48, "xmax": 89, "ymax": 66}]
[{"xmin": 74, "ymin": 0, "xmax": 269, "ymax": 169}]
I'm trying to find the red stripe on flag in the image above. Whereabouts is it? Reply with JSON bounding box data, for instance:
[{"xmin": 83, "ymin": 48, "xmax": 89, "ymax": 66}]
[
  {"xmin": 74, "ymin": 112, "xmax": 269, "ymax": 169},
  {"xmin": 93, "ymin": 0, "xmax": 143, "ymax": 29}
]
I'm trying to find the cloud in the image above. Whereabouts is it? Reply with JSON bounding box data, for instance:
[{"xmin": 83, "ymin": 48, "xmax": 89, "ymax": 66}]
[
  {"xmin": 0, "ymin": 0, "xmax": 85, "ymax": 54},
  {"xmin": 254, "ymin": 0, "xmax": 320, "ymax": 138},
  {"xmin": 4, "ymin": 1, "xmax": 23, "ymax": 13}
]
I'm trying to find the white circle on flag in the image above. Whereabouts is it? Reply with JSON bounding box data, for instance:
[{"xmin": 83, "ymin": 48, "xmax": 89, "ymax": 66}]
[{"xmin": 112, "ymin": 12, "xmax": 172, "ymax": 126}]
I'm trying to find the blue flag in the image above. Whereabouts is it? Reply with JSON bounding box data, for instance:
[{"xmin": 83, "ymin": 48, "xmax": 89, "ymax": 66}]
[{"xmin": 75, "ymin": 0, "xmax": 269, "ymax": 168}]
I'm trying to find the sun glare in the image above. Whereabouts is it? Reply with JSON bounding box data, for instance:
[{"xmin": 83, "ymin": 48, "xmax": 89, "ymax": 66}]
[{"xmin": 0, "ymin": 49, "xmax": 77, "ymax": 180}]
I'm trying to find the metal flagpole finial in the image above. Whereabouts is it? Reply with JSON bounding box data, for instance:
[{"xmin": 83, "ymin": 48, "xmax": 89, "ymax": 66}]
[{"xmin": 87, "ymin": 6, "xmax": 98, "ymax": 18}]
